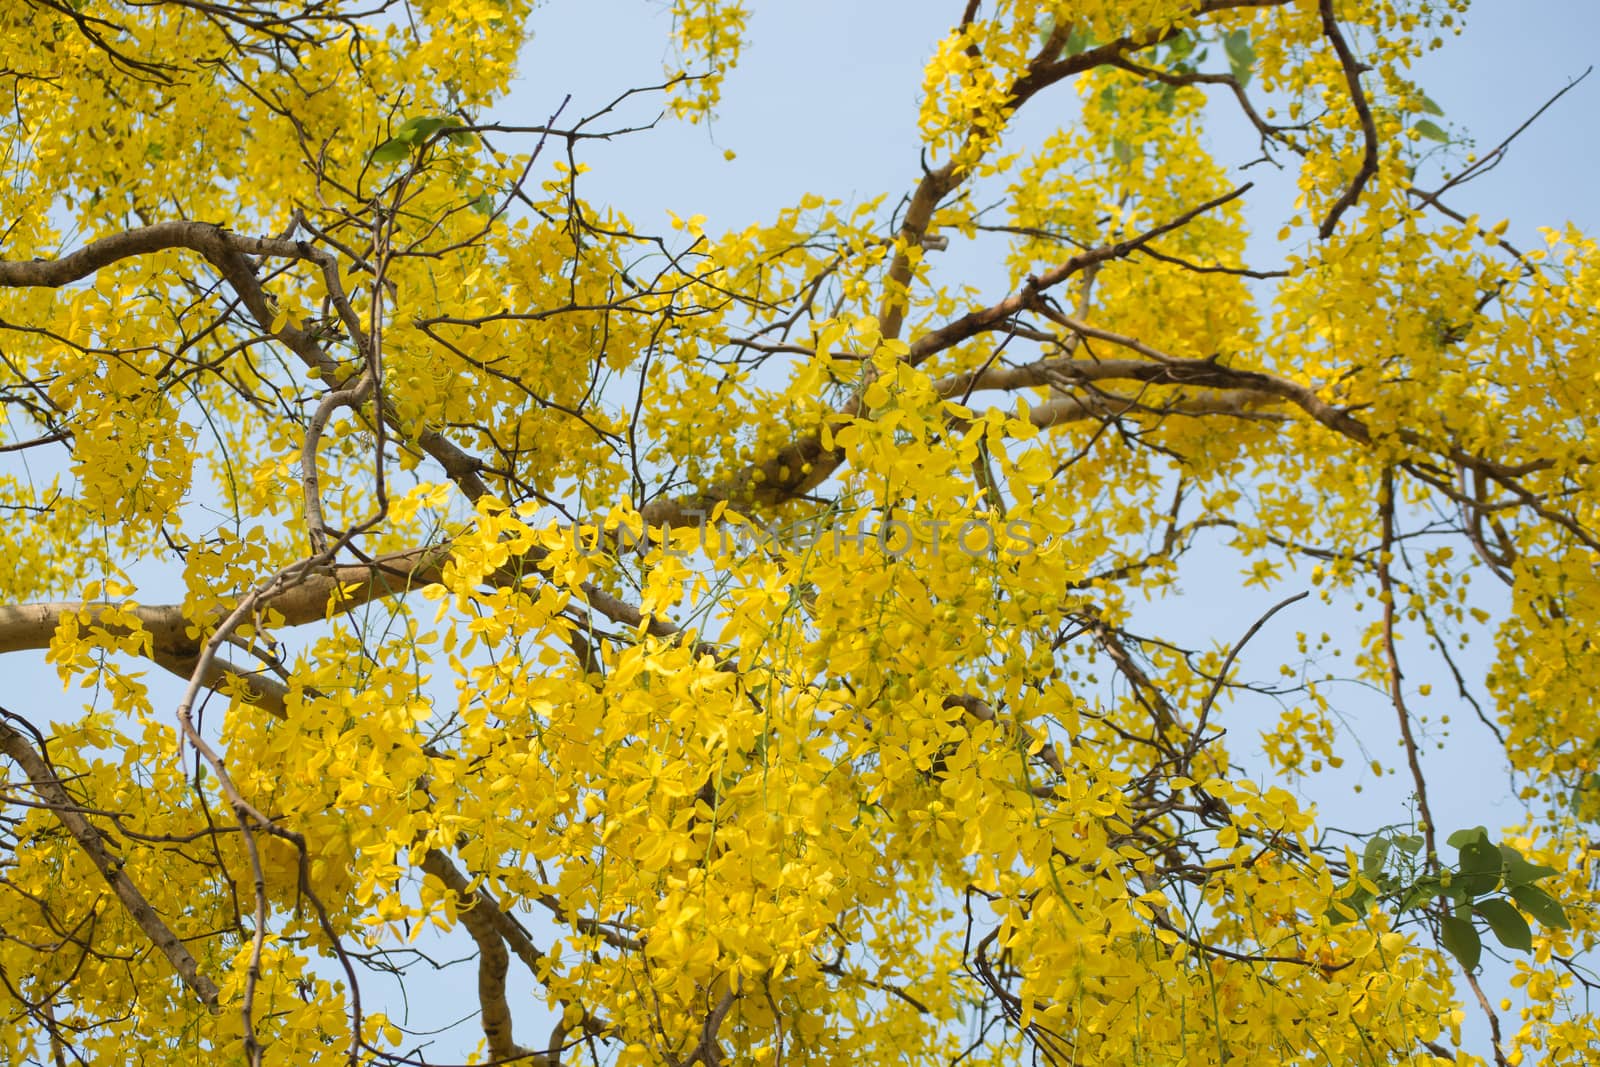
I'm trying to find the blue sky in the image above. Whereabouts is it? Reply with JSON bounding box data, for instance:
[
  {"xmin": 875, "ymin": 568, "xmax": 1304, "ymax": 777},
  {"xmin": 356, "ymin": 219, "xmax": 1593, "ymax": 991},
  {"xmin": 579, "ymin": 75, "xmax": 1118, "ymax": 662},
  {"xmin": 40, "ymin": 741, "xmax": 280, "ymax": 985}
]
[{"xmin": 512, "ymin": 1, "xmax": 1597, "ymax": 251}]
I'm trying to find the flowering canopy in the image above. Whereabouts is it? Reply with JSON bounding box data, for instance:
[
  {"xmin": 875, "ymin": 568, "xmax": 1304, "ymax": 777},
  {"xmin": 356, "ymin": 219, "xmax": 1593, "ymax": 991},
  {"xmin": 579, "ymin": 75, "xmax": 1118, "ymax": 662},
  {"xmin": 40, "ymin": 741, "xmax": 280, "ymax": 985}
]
[{"xmin": 1, "ymin": 1, "xmax": 1597, "ymax": 1065}]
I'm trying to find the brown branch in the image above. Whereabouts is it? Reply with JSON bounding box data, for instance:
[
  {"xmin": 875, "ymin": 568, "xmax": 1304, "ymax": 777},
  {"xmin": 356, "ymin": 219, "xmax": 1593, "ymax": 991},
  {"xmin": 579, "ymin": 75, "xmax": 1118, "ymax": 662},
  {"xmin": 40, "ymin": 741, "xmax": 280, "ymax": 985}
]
[
  {"xmin": 638, "ymin": 188, "xmax": 1250, "ymax": 526},
  {"xmin": 149, "ymin": 645, "xmax": 293, "ymax": 720},
  {"xmin": 1463, "ymin": 966, "xmax": 1512, "ymax": 1067},
  {"xmin": 0, "ymin": 533, "xmax": 699, "ymax": 718},
  {"xmin": 0, "ymin": 710, "xmax": 221, "ymax": 1010},
  {"xmin": 0, "ymin": 544, "xmax": 451, "ymax": 717},
  {"xmin": 1316, "ymin": 0, "xmax": 1379, "ymax": 238},
  {"xmin": 908, "ymin": 186, "xmax": 1252, "ymax": 367},
  {"xmin": 1377, "ymin": 470, "xmax": 1437, "ymax": 865},
  {"xmin": 943, "ymin": 693, "xmax": 1067, "ymax": 781},
  {"xmin": 0, "ymin": 220, "xmax": 490, "ymax": 502},
  {"xmin": 418, "ymin": 849, "xmax": 544, "ymax": 1065},
  {"xmin": 1026, "ymin": 390, "xmax": 1287, "ymax": 428},
  {"xmin": 1191, "ymin": 591, "xmax": 1309, "ymax": 749},
  {"xmin": 990, "ymin": 344, "xmax": 1371, "ymax": 446},
  {"xmin": 1413, "ymin": 66, "xmax": 1590, "ymax": 206},
  {"xmin": 302, "ymin": 371, "xmax": 376, "ymax": 555},
  {"xmin": 683, "ymin": 988, "xmax": 737, "ymax": 1067},
  {"xmin": 873, "ymin": 1, "xmax": 1279, "ymax": 342}
]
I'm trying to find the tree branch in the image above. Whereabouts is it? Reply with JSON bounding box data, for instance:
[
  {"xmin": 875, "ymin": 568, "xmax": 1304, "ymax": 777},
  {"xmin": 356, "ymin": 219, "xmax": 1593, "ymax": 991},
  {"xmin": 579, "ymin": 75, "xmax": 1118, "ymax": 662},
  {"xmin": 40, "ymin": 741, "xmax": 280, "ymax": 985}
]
[
  {"xmin": 638, "ymin": 187, "xmax": 1250, "ymax": 526},
  {"xmin": 418, "ymin": 849, "xmax": 543, "ymax": 1065},
  {"xmin": 0, "ymin": 221, "xmax": 490, "ymax": 501},
  {"xmin": 1316, "ymin": 0, "xmax": 1379, "ymax": 238},
  {"xmin": 0, "ymin": 708, "xmax": 222, "ymax": 1010}
]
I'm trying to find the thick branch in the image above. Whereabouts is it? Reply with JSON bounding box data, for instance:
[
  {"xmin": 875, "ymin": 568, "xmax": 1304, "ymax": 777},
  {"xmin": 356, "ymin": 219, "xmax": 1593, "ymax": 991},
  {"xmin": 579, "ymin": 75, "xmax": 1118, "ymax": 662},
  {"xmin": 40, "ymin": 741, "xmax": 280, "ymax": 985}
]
[
  {"xmin": 418, "ymin": 849, "xmax": 542, "ymax": 1065},
  {"xmin": 0, "ymin": 221, "xmax": 489, "ymax": 500},
  {"xmin": 0, "ymin": 534, "xmax": 696, "ymax": 717},
  {"xmin": 639, "ymin": 188, "xmax": 1249, "ymax": 526},
  {"xmin": 0, "ymin": 546, "xmax": 448, "ymax": 717},
  {"xmin": 0, "ymin": 711, "xmax": 222, "ymax": 1010},
  {"xmin": 1026, "ymin": 389, "xmax": 1287, "ymax": 429},
  {"xmin": 873, "ymin": 2, "xmax": 1272, "ymax": 342}
]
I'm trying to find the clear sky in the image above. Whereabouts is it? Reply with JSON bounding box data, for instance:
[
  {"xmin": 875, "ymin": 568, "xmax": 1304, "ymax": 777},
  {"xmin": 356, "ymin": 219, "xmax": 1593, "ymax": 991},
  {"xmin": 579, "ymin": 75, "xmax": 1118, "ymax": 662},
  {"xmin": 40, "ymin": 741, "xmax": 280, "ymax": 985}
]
[{"xmin": 510, "ymin": 1, "xmax": 1597, "ymax": 256}]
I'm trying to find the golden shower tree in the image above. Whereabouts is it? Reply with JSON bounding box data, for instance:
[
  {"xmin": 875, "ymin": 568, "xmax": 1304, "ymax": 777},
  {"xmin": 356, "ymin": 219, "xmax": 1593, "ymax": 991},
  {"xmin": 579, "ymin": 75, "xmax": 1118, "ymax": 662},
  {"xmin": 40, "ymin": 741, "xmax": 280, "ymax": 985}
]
[{"xmin": 0, "ymin": 0, "xmax": 1596, "ymax": 1064}]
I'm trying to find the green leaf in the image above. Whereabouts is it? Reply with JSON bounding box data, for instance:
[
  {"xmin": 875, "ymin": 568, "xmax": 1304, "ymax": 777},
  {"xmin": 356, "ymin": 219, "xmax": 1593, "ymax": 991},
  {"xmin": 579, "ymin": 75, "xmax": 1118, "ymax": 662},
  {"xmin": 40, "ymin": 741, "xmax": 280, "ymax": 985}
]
[
  {"xmin": 1065, "ymin": 24, "xmax": 1096, "ymax": 57},
  {"xmin": 1440, "ymin": 913, "xmax": 1481, "ymax": 971},
  {"xmin": 1037, "ymin": 12, "xmax": 1056, "ymax": 49},
  {"xmin": 370, "ymin": 138, "xmax": 412, "ymax": 165},
  {"xmin": 1510, "ymin": 884, "xmax": 1571, "ymax": 930},
  {"xmin": 372, "ymin": 115, "xmax": 468, "ymax": 164},
  {"xmin": 469, "ymin": 192, "xmax": 495, "ymax": 215},
  {"xmin": 1440, "ymin": 876, "xmax": 1469, "ymax": 906},
  {"xmin": 1474, "ymin": 898, "xmax": 1533, "ymax": 952},
  {"xmin": 1456, "ymin": 839, "xmax": 1503, "ymax": 898},
  {"xmin": 1397, "ymin": 878, "xmax": 1439, "ymax": 912},
  {"xmin": 394, "ymin": 115, "xmax": 458, "ymax": 144},
  {"xmin": 1569, "ymin": 771, "xmax": 1600, "ymax": 816},
  {"xmin": 1325, "ymin": 884, "xmax": 1373, "ymax": 925},
  {"xmin": 1414, "ymin": 119, "xmax": 1449, "ymax": 143},
  {"xmin": 1446, "ymin": 826, "xmax": 1490, "ymax": 849},
  {"xmin": 1362, "ymin": 836, "xmax": 1391, "ymax": 879},
  {"xmin": 1224, "ymin": 30, "xmax": 1254, "ymax": 86},
  {"xmin": 1112, "ymin": 138, "xmax": 1135, "ymax": 164},
  {"xmin": 1420, "ymin": 92, "xmax": 1445, "ymax": 116},
  {"xmin": 1499, "ymin": 845, "xmax": 1560, "ymax": 887},
  {"xmin": 1394, "ymin": 834, "xmax": 1424, "ymax": 856}
]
